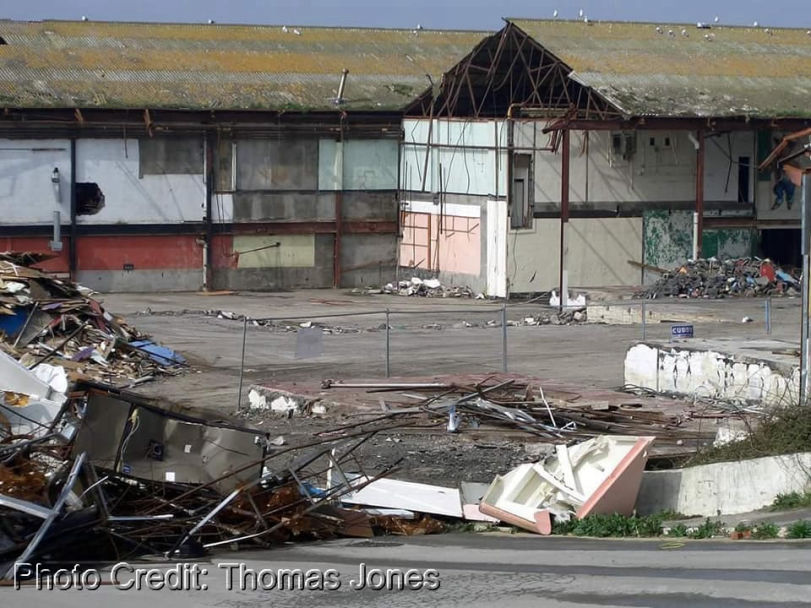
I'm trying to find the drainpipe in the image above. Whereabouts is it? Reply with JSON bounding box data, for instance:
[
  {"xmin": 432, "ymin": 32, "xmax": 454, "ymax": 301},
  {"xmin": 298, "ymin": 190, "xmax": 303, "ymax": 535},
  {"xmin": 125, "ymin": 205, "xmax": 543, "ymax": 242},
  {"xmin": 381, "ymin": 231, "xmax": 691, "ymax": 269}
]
[{"xmin": 69, "ymin": 139, "xmax": 77, "ymax": 280}]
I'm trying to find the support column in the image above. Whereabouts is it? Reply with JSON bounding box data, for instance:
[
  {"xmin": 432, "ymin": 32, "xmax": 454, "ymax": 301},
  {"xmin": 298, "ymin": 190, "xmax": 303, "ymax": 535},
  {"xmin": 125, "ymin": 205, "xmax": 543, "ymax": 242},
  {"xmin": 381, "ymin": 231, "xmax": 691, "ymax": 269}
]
[
  {"xmin": 801, "ymin": 173, "xmax": 810, "ymax": 404},
  {"xmin": 333, "ymin": 123, "xmax": 345, "ymax": 288},
  {"xmin": 69, "ymin": 138, "xmax": 77, "ymax": 280},
  {"xmin": 695, "ymin": 130, "xmax": 705, "ymax": 258},
  {"xmin": 558, "ymin": 128, "xmax": 570, "ymax": 311},
  {"xmin": 204, "ymin": 133, "xmax": 215, "ymax": 291}
]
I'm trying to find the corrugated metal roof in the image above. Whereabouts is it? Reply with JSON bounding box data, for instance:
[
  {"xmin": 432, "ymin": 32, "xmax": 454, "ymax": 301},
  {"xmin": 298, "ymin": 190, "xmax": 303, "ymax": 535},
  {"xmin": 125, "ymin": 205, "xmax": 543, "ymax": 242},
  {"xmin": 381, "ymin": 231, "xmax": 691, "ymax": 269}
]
[
  {"xmin": 0, "ymin": 20, "xmax": 487, "ymax": 111},
  {"xmin": 508, "ymin": 19, "xmax": 811, "ymax": 118}
]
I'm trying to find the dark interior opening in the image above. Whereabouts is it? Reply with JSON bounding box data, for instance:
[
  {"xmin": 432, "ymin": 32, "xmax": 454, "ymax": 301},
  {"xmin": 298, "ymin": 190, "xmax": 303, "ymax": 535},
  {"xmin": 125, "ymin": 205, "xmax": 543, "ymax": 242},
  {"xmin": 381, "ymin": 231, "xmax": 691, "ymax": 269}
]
[
  {"xmin": 76, "ymin": 182, "xmax": 106, "ymax": 215},
  {"xmin": 737, "ymin": 156, "xmax": 750, "ymax": 203},
  {"xmin": 760, "ymin": 228, "xmax": 801, "ymax": 269},
  {"xmin": 0, "ymin": 37, "xmax": 6, "ymax": 45}
]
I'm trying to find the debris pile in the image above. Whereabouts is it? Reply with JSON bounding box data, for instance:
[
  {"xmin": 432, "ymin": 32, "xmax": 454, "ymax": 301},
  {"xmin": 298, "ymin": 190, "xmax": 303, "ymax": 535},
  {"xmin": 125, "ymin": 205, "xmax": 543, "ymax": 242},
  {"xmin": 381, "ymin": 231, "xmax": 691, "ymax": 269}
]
[
  {"xmin": 354, "ymin": 277, "xmax": 480, "ymax": 298},
  {"xmin": 0, "ymin": 252, "xmax": 185, "ymax": 384},
  {"xmin": 315, "ymin": 378, "xmax": 716, "ymax": 450},
  {"xmin": 640, "ymin": 258, "xmax": 801, "ymax": 299},
  {"xmin": 0, "ymin": 353, "xmax": 451, "ymax": 578}
]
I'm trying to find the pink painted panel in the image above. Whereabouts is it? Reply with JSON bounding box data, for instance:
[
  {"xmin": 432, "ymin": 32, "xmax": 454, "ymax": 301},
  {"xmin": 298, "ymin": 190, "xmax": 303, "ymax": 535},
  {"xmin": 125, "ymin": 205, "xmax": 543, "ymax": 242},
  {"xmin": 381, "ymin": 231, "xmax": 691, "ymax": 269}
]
[{"xmin": 432, "ymin": 214, "xmax": 481, "ymax": 276}]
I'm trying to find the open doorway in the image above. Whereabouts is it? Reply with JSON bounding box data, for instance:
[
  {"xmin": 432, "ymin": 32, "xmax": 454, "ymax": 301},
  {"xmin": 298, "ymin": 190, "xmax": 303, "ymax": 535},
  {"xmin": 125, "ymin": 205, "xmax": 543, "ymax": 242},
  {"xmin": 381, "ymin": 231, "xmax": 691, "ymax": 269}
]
[{"xmin": 760, "ymin": 228, "xmax": 801, "ymax": 269}]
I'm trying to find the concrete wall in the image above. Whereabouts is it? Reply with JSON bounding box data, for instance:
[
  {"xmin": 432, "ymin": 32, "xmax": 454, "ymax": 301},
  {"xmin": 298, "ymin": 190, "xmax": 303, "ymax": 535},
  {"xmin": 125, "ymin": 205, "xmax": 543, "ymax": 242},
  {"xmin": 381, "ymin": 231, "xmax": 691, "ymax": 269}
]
[
  {"xmin": 637, "ymin": 453, "xmax": 811, "ymax": 517},
  {"xmin": 213, "ymin": 234, "xmax": 335, "ymax": 291},
  {"xmin": 509, "ymin": 217, "xmax": 644, "ymax": 292}
]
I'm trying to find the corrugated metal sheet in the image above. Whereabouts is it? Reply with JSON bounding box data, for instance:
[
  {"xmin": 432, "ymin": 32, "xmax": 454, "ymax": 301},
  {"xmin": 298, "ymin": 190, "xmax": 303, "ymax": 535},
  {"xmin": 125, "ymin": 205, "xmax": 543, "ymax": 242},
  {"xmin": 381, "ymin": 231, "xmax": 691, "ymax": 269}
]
[
  {"xmin": 509, "ymin": 19, "xmax": 811, "ymax": 118},
  {"xmin": 0, "ymin": 20, "xmax": 487, "ymax": 111}
]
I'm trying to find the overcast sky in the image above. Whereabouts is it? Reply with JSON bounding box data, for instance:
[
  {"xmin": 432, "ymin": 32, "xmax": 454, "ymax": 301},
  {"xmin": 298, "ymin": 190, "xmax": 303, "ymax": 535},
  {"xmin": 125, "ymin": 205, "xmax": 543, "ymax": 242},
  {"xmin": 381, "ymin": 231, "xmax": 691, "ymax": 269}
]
[{"xmin": 1, "ymin": 0, "xmax": 802, "ymax": 30}]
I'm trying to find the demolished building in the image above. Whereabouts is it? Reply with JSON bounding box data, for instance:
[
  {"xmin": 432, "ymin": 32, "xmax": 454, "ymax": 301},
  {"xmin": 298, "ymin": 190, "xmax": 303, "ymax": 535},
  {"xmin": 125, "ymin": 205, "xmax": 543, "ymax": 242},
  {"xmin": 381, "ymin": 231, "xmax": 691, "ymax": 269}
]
[{"xmin": 0, "ymin": 19, "xmax": 809, "ymax": 296}]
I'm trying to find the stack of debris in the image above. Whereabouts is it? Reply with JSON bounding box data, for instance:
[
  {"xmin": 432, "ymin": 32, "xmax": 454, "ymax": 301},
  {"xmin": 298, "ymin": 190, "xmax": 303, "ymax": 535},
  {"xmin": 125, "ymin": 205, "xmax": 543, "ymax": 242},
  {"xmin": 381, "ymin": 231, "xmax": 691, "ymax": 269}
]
[
  {"xmin": 0, "ymin": 252, "xmax": 185, "ymax": 385},
  {"xmin": 354, "ymin": 277, "xmax": 480, "ymax": 298},
  {"xmin": 640, "ymin": 258, "xmax": 801, "ymax": 299}
]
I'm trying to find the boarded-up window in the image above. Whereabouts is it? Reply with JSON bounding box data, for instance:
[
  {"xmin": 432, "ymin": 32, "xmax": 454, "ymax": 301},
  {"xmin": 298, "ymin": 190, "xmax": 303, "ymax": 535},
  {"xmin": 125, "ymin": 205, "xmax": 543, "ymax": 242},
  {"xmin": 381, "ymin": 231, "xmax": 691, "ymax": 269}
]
[
  {"xmin": 236, "ymin": 139, "xmax": 317, "ymax": 190},
  {"xmin": 139, "ymin": 137, "xmax": 203, "ymax": 176}
]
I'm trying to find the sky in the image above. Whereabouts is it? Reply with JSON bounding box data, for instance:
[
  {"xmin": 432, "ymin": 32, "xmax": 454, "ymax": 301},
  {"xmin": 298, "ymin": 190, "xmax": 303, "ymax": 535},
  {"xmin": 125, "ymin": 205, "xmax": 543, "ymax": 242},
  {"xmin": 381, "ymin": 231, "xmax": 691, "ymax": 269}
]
[{"xmin": 1, "ymin": 0, "xmax": 804, "ymax": 30}]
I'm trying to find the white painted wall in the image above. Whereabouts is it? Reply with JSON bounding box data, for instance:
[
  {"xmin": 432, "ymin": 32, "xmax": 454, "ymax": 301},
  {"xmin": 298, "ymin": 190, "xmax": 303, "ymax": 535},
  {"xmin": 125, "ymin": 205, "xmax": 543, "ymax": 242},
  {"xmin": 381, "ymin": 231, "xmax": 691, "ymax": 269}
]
[
  {"xmin": 0, "ymin": 139, "xmax": 71, "ymax": 224},
  {"xmin": 625, "ymin": 342, "xmax": 800, "ymax": 407},
  {"xmin": 76, "ymin": 139, "xmax": 205, "ymax": 224},
  {"xmin": 486, "ymin": 199, "xmax": 507, "ymax": 297}
]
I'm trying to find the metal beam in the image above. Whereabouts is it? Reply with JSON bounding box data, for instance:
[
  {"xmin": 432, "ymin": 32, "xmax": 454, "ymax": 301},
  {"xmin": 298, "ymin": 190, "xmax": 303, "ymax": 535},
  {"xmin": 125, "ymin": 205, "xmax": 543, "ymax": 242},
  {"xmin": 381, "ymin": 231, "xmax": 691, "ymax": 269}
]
[
  {"xmin": 558, "ymin": 128, "xmax": 570, "ymax": 312},
  {"xmin": 695, "ymin": 130, "xmax": 705, "ymax": 258}
]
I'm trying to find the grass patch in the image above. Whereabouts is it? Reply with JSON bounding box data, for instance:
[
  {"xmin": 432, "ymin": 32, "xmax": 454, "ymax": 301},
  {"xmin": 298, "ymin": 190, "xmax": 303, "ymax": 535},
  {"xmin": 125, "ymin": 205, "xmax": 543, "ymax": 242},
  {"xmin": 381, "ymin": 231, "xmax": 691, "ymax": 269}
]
[
  {"xmin": 688, "ymin": 518, "xmax": 727, "ymax": 539},
  {"xmin": 770, "ymin": 491, "xmax": 811, "ymax": 511},
  {"xmin": 553, "ymin": 513, "xmax": 663, "ymax": 538},
  {"xmin": 752, "ymin": 522, "xmax": 780, "ymax": 539},
  {"xmin": 688, "ymin": 406, "xmax": 811, "ymax": 466},
  {"xmin": 787, "ymin": 520, "xmax": 811, "ymax": 539},
  {"xmin": 666, "ymin": 523, "xmax": 689, "ymax": 537}
]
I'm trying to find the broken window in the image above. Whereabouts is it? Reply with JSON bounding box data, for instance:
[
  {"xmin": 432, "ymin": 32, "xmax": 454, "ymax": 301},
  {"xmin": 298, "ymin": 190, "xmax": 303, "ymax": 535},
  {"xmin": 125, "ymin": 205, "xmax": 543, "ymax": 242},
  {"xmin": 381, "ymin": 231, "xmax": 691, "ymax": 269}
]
[
  {"xmin": 510, "ymin": 153, "xmax": 533, "ymax": 229},
  {"xmin": 76, "ymin": 182, "xmax": 105, "ymax": 215}
]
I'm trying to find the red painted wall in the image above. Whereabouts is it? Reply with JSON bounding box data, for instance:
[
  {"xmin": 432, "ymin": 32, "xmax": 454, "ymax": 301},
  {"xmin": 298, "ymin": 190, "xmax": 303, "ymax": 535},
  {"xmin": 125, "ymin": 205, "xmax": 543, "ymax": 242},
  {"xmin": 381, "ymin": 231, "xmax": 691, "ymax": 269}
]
[
  {"xmin": 76, "ymin": 235, "xmax": 203, "ymax": 270},
  {"xmin": 0, "ymin": 237, "xmax": 70, "ymax": 272}
]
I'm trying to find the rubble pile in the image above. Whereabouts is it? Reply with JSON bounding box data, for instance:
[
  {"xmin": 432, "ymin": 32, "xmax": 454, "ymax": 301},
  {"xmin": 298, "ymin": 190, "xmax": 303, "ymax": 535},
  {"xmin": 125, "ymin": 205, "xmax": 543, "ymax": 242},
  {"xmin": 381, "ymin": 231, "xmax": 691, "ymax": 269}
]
[
  {"xmin": 0, "ymin": 355, "xmax": 444, "ymax": 578},
  {"xmin": 640, "ymin": 257, "xmax": 801, "ymax": 299},
  {"xmin": 318, "ymin": 378, "xmax": 716, "ymax": 447},
  {"xmin": 355, "ymin": 277, "xmax": 480, "ymax": 298},
  {"xmin": 0, "ymin": 252, "xmax": 185, "ymax": 384}
]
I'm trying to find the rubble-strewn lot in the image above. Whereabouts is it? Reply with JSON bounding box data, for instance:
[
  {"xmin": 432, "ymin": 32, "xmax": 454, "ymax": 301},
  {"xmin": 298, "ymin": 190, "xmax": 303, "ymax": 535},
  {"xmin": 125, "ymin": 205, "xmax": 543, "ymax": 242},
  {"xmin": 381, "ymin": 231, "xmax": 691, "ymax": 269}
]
[{"xmin": 2, "ymin": 257, "xmax": 809, "ymax": 579}]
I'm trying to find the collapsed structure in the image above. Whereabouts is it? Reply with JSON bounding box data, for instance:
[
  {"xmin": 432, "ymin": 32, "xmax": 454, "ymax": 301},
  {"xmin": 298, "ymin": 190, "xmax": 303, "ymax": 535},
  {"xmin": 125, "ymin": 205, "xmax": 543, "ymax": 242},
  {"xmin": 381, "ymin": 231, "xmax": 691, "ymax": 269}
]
[{"xmin": 0, "ymin": 19, "xmax": 808, "ymax": 296}]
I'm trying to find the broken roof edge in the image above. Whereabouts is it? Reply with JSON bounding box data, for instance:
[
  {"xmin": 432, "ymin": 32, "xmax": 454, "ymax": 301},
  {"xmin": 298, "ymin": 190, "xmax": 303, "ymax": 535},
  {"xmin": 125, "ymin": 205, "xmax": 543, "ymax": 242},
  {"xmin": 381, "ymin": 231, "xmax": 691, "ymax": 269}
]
[
  {"xmin": 0, "ymin": 17, "xmax": 492, "ymax": 37},
  {"xmin": 504, "ymin": 17, "xmax": 811, "ymax": 33}
]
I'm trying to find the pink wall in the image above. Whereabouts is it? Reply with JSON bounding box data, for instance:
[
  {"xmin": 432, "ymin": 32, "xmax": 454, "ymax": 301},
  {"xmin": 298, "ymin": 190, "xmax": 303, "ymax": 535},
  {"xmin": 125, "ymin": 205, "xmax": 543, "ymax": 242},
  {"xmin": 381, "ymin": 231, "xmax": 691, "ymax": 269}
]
[{"xmin": 400, "ymin": 212, "xmax": 480, "ymax": 276}]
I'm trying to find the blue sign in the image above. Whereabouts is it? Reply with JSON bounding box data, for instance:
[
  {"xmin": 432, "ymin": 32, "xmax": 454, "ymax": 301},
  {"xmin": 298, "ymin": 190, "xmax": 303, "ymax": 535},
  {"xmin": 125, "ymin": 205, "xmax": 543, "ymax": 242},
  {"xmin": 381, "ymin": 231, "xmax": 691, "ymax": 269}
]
[{"xmin": 671, "ymin": 324, "xmax": 694, "ymax": 339}]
